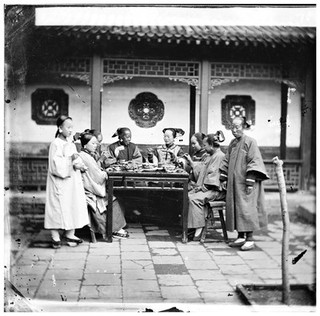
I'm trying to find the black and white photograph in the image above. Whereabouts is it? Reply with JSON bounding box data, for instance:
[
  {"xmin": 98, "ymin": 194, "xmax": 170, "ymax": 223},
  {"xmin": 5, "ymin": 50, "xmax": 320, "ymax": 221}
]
[{"xmin": 3, "ymin": 0, "xmax": 317, "ymax": 313}]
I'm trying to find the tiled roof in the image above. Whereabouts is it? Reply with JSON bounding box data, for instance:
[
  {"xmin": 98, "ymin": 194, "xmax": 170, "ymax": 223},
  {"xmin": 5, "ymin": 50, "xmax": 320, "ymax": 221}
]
[{"xmin": 38, "ymin": 25, "xmax": 315, "ymax": 47}]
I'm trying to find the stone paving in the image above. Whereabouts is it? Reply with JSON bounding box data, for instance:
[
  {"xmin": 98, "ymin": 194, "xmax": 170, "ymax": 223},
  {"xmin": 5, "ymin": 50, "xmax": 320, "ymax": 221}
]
[{"xmin": 6, "ymin": 218, "xmax": 316, "ymax": 312}]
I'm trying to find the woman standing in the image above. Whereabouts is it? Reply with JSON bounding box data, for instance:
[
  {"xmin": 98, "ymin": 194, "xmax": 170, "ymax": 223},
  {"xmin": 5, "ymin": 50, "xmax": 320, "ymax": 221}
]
[{"xmin": 44, "ymin": 115, "xmax": 89, "ymax": 248}]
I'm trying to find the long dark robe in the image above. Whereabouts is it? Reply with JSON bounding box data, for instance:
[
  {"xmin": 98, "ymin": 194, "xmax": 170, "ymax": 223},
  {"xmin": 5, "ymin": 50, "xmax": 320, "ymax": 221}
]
[
  {"xmin": 102, "ymin": 141, "xmax": 142, "ymax": 168},
  {"xmin": 220, "ymin": 135, "xmax": 269, "ymax": 232}
]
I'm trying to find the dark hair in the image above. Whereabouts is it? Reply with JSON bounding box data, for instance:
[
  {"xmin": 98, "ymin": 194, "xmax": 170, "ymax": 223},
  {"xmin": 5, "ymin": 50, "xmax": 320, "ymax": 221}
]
[
  {"xmin": 205, "ymin": 131, "xmax": 225, "ymax": 147},
  {"xmin": 79, "ymin": 132, "xmax": 95, "ymax": 147},
  {"xmin": 84, "ymin": 129, "xmax": 101, "ymax": 138},
  {"xmin": 162, "ymin": 128, "xmax": 185, "ymax": 139},
  {"xmin": 55, "ymin": 115, "xmax": 72, "ymax": 138},
  {"xmin": 112, "ymin": 127, "xmax": 131, "ymax": 138},
  {"xmin": 192, "ymin": 132, "xmax": 206, "ymax": 146}
]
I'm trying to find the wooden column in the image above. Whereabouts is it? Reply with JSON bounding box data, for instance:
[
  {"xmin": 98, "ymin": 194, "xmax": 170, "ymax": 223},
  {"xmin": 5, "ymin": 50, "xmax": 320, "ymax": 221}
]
[
  {"xmin": 199, "ymin": 60, "xmax": 210, "ymax": 134},
  {"xmin": 300, "ymin": 59, "xmax": 315, "ymax": 190},
  {"xmin": 280, "ymin": 83, "xmax": 288, "ymax": 159},
  {"xmin": 189, "ymin": 85, "xmax": 196, "ymax": 153},
  {"xmin": 91, "ymin": 54, "xmax": 103, "ymax": 130}
]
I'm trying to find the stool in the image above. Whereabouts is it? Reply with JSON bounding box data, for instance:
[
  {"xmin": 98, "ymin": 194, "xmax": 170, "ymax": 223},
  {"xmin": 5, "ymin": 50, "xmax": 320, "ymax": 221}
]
[{"xmin": 200, "ymin": 200, "xmax": 228, "ymax": 243}]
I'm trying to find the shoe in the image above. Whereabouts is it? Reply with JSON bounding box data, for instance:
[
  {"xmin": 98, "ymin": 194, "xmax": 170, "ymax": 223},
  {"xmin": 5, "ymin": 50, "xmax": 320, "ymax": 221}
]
[
  {"xmin": 52, "ymin": 239, "xmax": 62, "ymax": 249},
  {"xmin": 112, "ymin": 231, "xmax": 129, "ymax": 239},
  {"xmin": 192, "ymin": 228, "xmax": 204, "ymax": 241},
  {"xmin": 65, "ymin": 237, "xmax": 83, "ymax": 244},
  {"xmin": 229, "ymin": 238, "xmax": 246, "ymax": 247},
  {"xmin": 241, "ymin": 241, "xmax": 255, "ymax": 251}
]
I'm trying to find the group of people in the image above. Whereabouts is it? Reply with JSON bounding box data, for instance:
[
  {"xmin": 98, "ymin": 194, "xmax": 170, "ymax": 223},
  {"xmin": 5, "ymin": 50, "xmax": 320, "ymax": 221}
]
[{"xmin": 45, "ymin": 114, "xmax": 269, "ymax": 251}]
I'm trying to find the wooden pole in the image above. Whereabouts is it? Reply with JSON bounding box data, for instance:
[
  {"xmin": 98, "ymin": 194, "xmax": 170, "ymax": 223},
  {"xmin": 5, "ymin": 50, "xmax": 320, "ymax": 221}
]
[{"xmin": 272, "ymin": 156, "xmax": 290, "ymax": 305}]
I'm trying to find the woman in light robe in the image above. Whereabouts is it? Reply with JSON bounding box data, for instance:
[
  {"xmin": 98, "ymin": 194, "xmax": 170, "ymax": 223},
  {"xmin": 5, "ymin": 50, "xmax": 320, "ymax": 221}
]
[
  {"xmin": 185, "ymin": 132, "xmax": 226, "ymax": 241},
  {"xmin": 219, "ymin": 117, "xmax": 269, "ymax": 251},
  {"xmin": 79, "ymin": 132, "xmax": 129, "ymax": 240},
  {"xmin": 44, "ymin": 116, "xmax": 89, "ymax": 249}
]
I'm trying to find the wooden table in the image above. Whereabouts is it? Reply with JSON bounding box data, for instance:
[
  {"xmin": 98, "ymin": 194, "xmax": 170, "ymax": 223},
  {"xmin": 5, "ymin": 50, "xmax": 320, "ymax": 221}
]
[{"xmin": 106, "ymin": 169, "xmax": 189, "ymax": 243}]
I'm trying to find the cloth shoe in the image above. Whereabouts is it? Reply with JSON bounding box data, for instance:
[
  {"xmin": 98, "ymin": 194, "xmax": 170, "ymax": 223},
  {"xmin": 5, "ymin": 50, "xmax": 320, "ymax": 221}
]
[
  {"xmin": 51, "ymin": 239, "xmax": 61, "ymax": 249},
  {"xmin": 65, "ymin": 237, "xmax": 83, "ymax": 244},
  {"xmin": 112, "ymin": 230, "xmax": 129, "ymax": 239},
  {"xmin": 240, "ymin": 241, "xmax": 255, "ymax": 251},
  {"xmin": 229, "ymin": 238, "xmax": 246, "ymax": 247}
]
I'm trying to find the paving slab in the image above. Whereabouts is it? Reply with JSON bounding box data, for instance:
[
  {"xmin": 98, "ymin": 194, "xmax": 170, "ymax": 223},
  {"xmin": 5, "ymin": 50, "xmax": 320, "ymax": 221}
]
[
  {"xmin": 152, "ymin": 256, "xmax": 184, "ymax": 264},
  {"xmin": 122, "ymin": 269, "xmax": 157, "ymax": 280},
  {"xmin": 195, "ymin": 280, "xmax": 234, "ymax": 292},
  {"xmin": 43, "ymin": 269, "xmax": 83, "ymax": 280},
  {"xmin": 122, "ymin": 252, "xmax": 152, "ymax": 260},
  {"xmin": 83, "ymin": 273, "xmax": 121, "ymax": 286},
  {"xmin": 47, "ymin": 260, "xmax": 86, "ymax": 270},
  {"xmin": 189, "ymin": 270, "xmax": 226, "ymax": 281},
  {"xmin": 151, "ymin": 248, "xmax": 179, "ymax": 256},
  {"xmin": 179, "ymin": 251, "xmax": 212, "ymax": 261},
  {"xmin": 201, "ymin": 291, "xmax": 243, "ymax": 304},
  {"xmin": 148, "ymin": 241, "xmax": 176, "ymax": 248},
  {"xmin": 160, "ymin": 286, "xmax": 202, "ymax": 301},
  {"xmin": 213, "ymin": 255, "xmax": 246, "ymax": 265},
  {"xmin": 122, "ymin": 260, "xmax": 154, "ymax": 270},
  {"xmin": 122, "ymin": 280, "xmax": 160, "ymax": 292},
  {"xmin": 80, "ymin": 285, "xmax": 122, "ymax": 299},
  {"xmin": 120, "ymin": 245, "xmax": 150, "ymax": 252},
  {"xmin": 158, "ymin": 275, "xmax": 194, "ymax": 286},
  {"xmin": 185, "ymin": 260, "xmax": 219, "ymax": 270},
  {"xmin": 218, "ymin": 264, "xmax": 253, "ymax": 275}
]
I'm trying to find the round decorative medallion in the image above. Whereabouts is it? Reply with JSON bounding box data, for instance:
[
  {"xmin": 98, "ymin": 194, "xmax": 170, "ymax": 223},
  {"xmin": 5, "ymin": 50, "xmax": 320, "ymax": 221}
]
[{"xmin": 128, "ymin": 92, "xmax": 165, "ymax": 128}]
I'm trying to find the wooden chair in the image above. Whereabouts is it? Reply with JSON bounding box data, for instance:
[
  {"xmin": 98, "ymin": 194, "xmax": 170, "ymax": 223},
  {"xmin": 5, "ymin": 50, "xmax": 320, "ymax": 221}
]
[{"xmin": 200, "ymin": 200, "xmax": 228, "ymax": 243}]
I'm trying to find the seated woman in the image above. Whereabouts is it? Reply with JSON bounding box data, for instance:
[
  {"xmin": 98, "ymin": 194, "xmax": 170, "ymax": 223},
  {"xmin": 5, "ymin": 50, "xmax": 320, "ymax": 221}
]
[
  {"xmin": 184, "ymin": 132, "xmax": 208, "ymax": 175},
  {"xmin": 78, "ymin": 132, "xmax": 129, "ymax": 240},
  {"xmin": 185, "ymin": 131, "xmax": 226, "ymax": 241},
  {"xmin": 150, "ymin": 128, "xmax": 186, "ymax": 166},
  {"xmin": 101, "ymin": 127, "xmax": 142, "ymax": 168}
]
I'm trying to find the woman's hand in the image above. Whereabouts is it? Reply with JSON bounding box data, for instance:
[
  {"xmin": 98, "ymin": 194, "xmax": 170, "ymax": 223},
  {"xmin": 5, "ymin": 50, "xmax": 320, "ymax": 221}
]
[{"xmin": 221, "ymin": 181, "xmax": 227, "ymax": 190}]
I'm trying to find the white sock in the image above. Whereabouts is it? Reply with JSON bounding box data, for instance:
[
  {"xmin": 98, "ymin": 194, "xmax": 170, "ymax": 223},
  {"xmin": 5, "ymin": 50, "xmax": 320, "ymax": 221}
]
[
  {"xmin": 234, "ymin": 238, "xmax": 246, "ymax": 243},
  {"xmin": 65, "ymin": 229, "xmax": 79, "ymax": 239},
  {"xmin": 51, "ymin": 230, "xmax": 60, "ymax": 241},
  {"xmin": 194, "ymin": 227, "xmax": 203, "ymax": 237}
]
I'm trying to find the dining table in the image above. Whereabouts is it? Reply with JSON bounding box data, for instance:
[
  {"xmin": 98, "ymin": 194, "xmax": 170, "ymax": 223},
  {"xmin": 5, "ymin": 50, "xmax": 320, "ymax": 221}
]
[{"xmin": 106, "ymin": 166, "xmax": 190, "ymax": 243}]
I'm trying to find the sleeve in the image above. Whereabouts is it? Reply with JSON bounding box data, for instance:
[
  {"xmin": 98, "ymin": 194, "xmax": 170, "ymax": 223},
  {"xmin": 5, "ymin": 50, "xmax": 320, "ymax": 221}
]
[
  {"xmin": 246, "ymin": 139, "xmax": 269, "ymax": 181},
  {"xmin": 132, "ymin": 145, "xmax": 143, "ymax": 164},
  {"xmin": 102, "ymin": 145, "xmax": 118, "ymax": 167},
  {"xmin": 81, "ymin": 153, "xmax": 107, "ymax": 185},
  {"xmin": 219, "ymin": 144, "xmax": 231, "ymax": 182},
  {"xmin": 176, "ymin": 147, "xmax": 185, "ymax": 158},
  {"xmin": 204, "ymin": 153, "xmax": 225, "ymax": 188},
  {"xmin": 49, "ymin": 142, "xmax": 72, "ymax": 179}
]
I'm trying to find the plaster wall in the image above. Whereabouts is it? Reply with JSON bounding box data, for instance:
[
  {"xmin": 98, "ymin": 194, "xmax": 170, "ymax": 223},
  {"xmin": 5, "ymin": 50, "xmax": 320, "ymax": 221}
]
[{"xmin": 207, "ymin": 80, "xmax": 301, "ymax": 147}]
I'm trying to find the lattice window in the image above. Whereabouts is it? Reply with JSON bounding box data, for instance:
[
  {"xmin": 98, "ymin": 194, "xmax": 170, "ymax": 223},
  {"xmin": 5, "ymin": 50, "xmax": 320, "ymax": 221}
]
[
  {"xmin": 221, "ymin": 95, "xmax": 255, "ymax": 129},
  {"xmin": 10, "ymin": 157, "xmax": 48, "ymax": 190},
  {"xmin": 264, "ymin": 162, "xmax": 301, "ymax": 191},
  {"xmin": 103, "ymin": 59, "xmax": 200, "ymax": 87},
  {"xmin": 31, "ymin": 89, "xmax": 69, "ymax": 125},
  {"xmin": 49, "ymin": 58, "xmax": 91, "ymax": 84},
  {"xmin": 211, "ymin": 63, "xmax": 282, "ymax": 80}
]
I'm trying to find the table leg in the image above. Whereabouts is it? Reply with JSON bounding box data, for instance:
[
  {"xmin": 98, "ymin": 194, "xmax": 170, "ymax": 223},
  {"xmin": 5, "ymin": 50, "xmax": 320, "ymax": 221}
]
[
  {"xmin": 107, "ymin": 179, "xmax": 114, "ymax": 243},
  {"xmin": 182, "ymin": 180, "xmax": 189, "ymax": 243}
]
